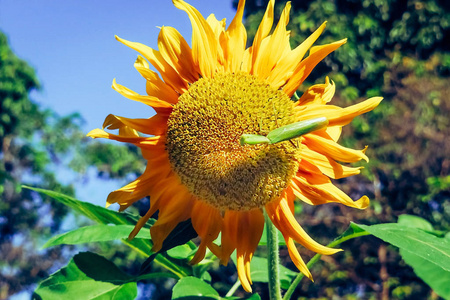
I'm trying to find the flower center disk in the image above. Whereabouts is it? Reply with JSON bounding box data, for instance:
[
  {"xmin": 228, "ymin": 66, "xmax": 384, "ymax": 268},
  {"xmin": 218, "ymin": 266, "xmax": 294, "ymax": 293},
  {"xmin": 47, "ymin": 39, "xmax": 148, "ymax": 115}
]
[{"xmin": 166, "ymin": 73, "xmax": 300, "ymax": 211}]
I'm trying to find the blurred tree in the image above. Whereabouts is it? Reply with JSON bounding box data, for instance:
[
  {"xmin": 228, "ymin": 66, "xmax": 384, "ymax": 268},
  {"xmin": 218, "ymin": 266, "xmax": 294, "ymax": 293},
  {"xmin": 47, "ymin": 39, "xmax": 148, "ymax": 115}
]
[
  {"xmin": 234, "ymin": 0, "xmax": 450, "ymax": 299},
  {"xmin": 0, "ymin": 31, "xmax": 146, "ymax": 298}
]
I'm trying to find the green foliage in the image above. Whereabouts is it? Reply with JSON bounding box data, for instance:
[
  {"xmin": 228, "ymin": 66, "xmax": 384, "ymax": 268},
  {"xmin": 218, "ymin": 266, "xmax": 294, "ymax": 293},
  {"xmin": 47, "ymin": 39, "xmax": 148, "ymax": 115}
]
[
  {"xmin": 354, "ymin": 220, "xmax": 450, "ymax": 300},
  {"xmin": 33, "ymin": 252, "xmax": 138, "ymax": 300},
  {"xmin": 172, "ymin": 277, "xmax": 221, "ymax": 299},
  {"xmin": 42, "ymin": 224, "xmax": 150, "ymax": 248}
]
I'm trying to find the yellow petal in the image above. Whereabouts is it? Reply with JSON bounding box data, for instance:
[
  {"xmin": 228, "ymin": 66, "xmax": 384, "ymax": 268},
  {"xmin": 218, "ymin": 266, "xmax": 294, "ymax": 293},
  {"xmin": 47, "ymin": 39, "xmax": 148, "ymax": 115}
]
[
  {"xmin": 158, "ymin": 26, "xmax": 199, "ymax": 83},
  {"xmin": 303, "ymin": 133, "xmax": 369, "ymax": 163},
  {"xmin": 249, "ymin": 0, "xmax": 274, "ymax": 71},
  {"xmin": 266, "ymin": 194, "xmax": 341, "ymax": 255},
  {"xmin": 300, "ymin": 147, "xmax": 363, "ymax": 179},
  {"xmin": 173, "ymin": 0, "xmax": 219, "ymax": 77},
  {"xmin": 294, "ymin": 97, "xmax": 383, "ymax": 127},
  {"xmin": 292, "ymin": 173, "xmax": 370, "ymax": 209},
  {"xmin": 112, "ymin": 79, "xmax": 173, "ymax": 114},
  {"xmin": 103, "ymin": 113, "xmax": 168, "ymax": 136},
  {"xmin": 253, "ymin": 2, "xmax": 291, "ymax": 80},
  {"xmin": 284, "ymin": 39, "xmax": 347, "ymax": 96},
  {"xmin": 285, "ymin": 236, "xmax": 313, "ymax": 281},
  {"xmin": 297, "ymin": 76, "xmax": 335, "ymax": 105},
  {"xmin": 223, "ymin": 0, "xmax": 246, "ymax": 72},
  {"xmin": 134, "ymin": 56, "xmax": 179, "ymax": 104},
  {"xmin": 269, "ymin": 22, "xmax": 327, "ymax": 89},
  {"xmin": 115, "ymin": 35, "xmax": 187, "ymax": 93}
]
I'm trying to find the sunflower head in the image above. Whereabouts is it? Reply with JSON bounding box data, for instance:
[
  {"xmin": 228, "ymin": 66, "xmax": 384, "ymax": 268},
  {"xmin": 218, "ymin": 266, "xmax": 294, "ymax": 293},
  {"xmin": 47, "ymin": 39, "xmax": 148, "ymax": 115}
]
[{"xmin": 88, "ymin": 0, "xmax": 382, "ymax": 292}]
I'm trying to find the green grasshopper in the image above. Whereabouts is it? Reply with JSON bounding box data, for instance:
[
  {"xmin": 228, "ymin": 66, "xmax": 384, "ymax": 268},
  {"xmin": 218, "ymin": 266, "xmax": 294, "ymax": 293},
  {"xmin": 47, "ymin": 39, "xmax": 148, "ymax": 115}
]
[{"xmin": 240, "ymin": 117, "xmax": 329, "ymax": 146}]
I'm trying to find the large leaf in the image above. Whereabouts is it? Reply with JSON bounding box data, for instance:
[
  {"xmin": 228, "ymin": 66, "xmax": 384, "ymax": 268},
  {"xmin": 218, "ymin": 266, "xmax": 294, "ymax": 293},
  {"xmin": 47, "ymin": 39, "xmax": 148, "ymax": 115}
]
[
  {"xmin": 28, "ymin": 186, "xmax": 194, "ymax": 278},
  {"xmin": 400, "ymin": 249, "xmax": 450, "ymax": 299},
  {"xmin": 171, "ymin": 277, "xmax": 220, "ymax": 300},
  {"xmin": 354, "ymin": 223, "xmax": 450, "ymax": 272},
  {"xmin": 43, "ymin": 224, "xmax": 150, "ymax": 248},
  {"xmin": 25, "ymin": 186, "xmax": 153, "ymax": 255},
  {"xmin": 33, "ymin": 252, "xmax": 137, "ymax": 300},
  {"xmin": 28, "ymin": 186, "xmax": 197, "ymax": 255},
  {"xmin": 25, "ymin": 186, "xmax": 144, "ymax": 226},
  {"xmin": 354, "ymin": 223, "xmax": 450, "ymax": 299}
]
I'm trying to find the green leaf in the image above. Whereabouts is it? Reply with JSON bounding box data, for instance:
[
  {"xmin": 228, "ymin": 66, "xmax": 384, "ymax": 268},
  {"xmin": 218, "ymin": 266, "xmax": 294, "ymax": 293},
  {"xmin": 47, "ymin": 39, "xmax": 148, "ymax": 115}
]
[
  {"xmin": 33, "ymin": 252, "xmax": 137, "ymax": 300},
  {"xmin": 400, "ymin": 249, "xmax": 450, "ymax": 299},
  {"xmin": 25, "ymin": 186, "xmax": 153, "ymax": 255},
  {"xmin": 354, "ymin": 223, "xmax": 450, "ymax": 298},
  {"xmin": 397, "ymin": 214, "xmax": 433, "ymax": 231},
  {"xmin": 172, "ymin": 277, "xmax": 220, "ymax": 300},
  {"xmin": 167, "ymin": 244, "xmax": 195, "ymax": 260},
  {"xmin": 231, "ymin": 255, "xmax": 297, "ymax": 290},
  {"xmin": 354, "ymin": 223, "xmax": 450, "ymax": 272},
  {"xmin": 28, "ymin": 186, "xmax": 194, "ymax": 278},
  {"xmin": 43, "ymin": 224, "xmax": 150, "ymax": 248},
  {"xmin": 24, "ymin": 186, "xmax": 145, "ymax": 226},
  {"xmin": 335, "ymin": 222, "xmax": 368, "ymax": 241}
]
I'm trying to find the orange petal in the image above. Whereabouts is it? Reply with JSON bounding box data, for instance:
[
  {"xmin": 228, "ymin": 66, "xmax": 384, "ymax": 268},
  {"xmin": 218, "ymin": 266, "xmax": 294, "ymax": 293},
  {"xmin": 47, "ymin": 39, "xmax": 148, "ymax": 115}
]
[
  {"xmin": 266, "ymin": 195, "xmax": 341, "ymax": 255},
  {"xmin": 150, "ymin": 185, "xmax": 194, "ymax": 252},
  {"xmin": 190, "ymin": 201, "xmax": 222, "ymax": 264},
  {"xmin": 87, "ymin": 128, "xmax": 164, "ymax": 149},
  {"xmin": 297, "ymin": 76, "xmax": 335, "ymax": 105}
]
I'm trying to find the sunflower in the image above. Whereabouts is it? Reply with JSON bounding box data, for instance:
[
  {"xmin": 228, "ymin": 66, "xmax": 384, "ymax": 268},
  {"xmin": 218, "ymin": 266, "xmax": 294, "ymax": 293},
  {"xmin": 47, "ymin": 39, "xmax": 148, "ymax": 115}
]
[{"xmin": 88, "ymin": 0, "xmax": 382, "ymax": 292}]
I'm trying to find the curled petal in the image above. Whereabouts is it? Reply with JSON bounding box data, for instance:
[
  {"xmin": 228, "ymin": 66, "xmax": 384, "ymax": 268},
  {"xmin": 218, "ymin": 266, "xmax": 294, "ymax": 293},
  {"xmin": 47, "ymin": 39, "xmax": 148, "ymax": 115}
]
[
  {"xmin": 303, "ymin": 133, "xmax": 369, "ymax": 163},
  {"xmin": 297, "ymin": 76, "xmax": 335, "ymax": 105},
  {"xmin": 112, "ymin": 79, "xmax": 173, "ymax": 115},
  {"xmin": 266, "ymin": 194, "xmax": 341, "ymax": 255},
  {"xmin": 292, "ymin": 172, "xmax": 370, "ymax": 209},
  {"xmin": 87, "ymin": 128, "xmax": 164, "ymax": 149},
  {"xmin": 103, "ymin": 114, "xmax": 168, "ymax": 136}
]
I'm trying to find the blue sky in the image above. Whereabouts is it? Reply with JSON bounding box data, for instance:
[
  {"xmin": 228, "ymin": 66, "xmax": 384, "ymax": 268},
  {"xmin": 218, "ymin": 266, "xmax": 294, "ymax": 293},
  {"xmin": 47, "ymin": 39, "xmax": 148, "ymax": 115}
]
[
  {"xmin": 0, "ymin": 0, "xmax": 237, "ymax": 131},
  {"xmin": 0, "ymin": 0, "xmax": 237, "ymax": 205}
]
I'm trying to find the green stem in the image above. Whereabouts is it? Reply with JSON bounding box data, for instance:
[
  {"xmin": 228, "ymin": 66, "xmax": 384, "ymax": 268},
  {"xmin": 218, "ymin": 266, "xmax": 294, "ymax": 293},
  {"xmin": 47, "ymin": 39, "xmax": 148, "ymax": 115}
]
[
  {"xmin": 283, "ymin": 230, "xmax": 370, "ymax": 300},
  {"xmin": 264, "ymin": 209, "xmax": 282, "ymax": 300},
  {"xmin": 225, "ymin": 280, "xmax": 241, "ymax": 297}
]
